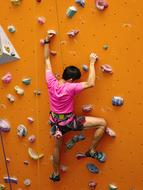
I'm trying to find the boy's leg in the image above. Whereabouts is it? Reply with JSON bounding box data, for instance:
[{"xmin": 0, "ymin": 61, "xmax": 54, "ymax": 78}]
[
  {"xmin": 83, "ymin": 116, "xmax": 107, "ymax": 153},
  {"xmin": 52, "ymin": 137, "xmax": 63, "ymax": 177}
]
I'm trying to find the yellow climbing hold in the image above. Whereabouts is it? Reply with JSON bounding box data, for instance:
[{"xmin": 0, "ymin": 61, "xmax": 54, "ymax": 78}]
[
  {"xmin": 11, "ymin": 0, "xmax": 22, "ymax": 6},
  {"xmin": 28, "ymin": 148, "xmax": 44, "ymax": 160}
]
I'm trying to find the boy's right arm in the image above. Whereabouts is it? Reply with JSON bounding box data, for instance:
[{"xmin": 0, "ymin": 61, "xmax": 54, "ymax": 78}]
[{"xmin": 81, "ymin": 53, "xmax": 98, "ymax": 89}]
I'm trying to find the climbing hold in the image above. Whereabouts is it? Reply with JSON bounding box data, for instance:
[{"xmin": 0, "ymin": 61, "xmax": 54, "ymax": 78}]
[
  {"xmin": 27, "ymin": 117, "xmax": 34, "ymax": 123},
  {"xmin": 14, "ymin": 86, "xmax": 24, "ymax": 95},
  {"xmin": 28, "ymin": 147, "xmax": 44, "ymax": 160},
  {"xmin": 112, "ymin": 96, "xmax": 124, "ymax": 106},
  {"xmin": 82, "ymin": 64, "xmax": 89, "ymax": 71},
  {"xmin": 66, "ymin": 134, "xmax": 85, "ymax": 150},
  {"xmin": 66, "ymin": 6, "xmax": 77, "ymax": 18},
  {"xmin": 40, "ymin": 39, "xmax": 45, "ymax": 46},
  {"xmin": 88, "ymin": 181, "xmax": 97, "ymax": 190},
  {"xmin": 102, "ymin": 44, "xmax": 109, "ymax": 50},
  {"xmin": 109, "ymin": 184, "xmax": 118, "ymax": 190},
  {"xmin": 11, "ymin": 0, "xmax": 22, "ymax": 6},
  {"xmin": 67, "ymin": 30, "xmax": 79, "ymax": 37},
  {"xmin": 0, "ymin": 119, "xmax": 11, "ymax": 132},
  {"xmin": 36, "ymin": 0, "xmax": 41, "ymax": 2},
  {"xmin": 60, "ymin": 164, "xmax": 68, "ymax": 172},
  {"xmin": 24, "ymin": 160, "xmax": 29, "ymax": 165},
  {"xmin": 8, "ymin": 25, "xmax": 16, "ymax": 33},
  {"xmin": 82, "ymin": 104, "xmax": 93, "ymax": 112},
  {"xmin": 47, "ymin": 30, "xmax": 56, "ymax": 37},
  {"xmin": 28, "ymin": 135, "xmax": 36, "ymax": 143},
  {"xmin": 6, "ymin": 158, "xmax": 10, "ymax": 163},
  {"xmin": 0, "ymin": 26, "xmax": 20, "ymax": 64},
  {"xmin": 54, "ymin": 128, "xmax": 62, "ymax": 139},
  {"xmin": 76, "ymin": 152, "xmax": 86, "ymax": 160},
  {"xmin": 7, "ymin": 94, "xmax": 15, "ymax": 103},
  {"xmin": 24, "ymin": 179, "xmax": 31, "ymax": 186},
  {"xmin": 95, "ymin": 0, "xmax": 108, "ymax": 11},
  {"xmin": 2, "ymin": 73, "xmax": 12, "ymax": 84},
  {"xmin": 17, "ymin": 124, "xmax": 27, "ymax": 137},
  {"xmin": 34, "ymin": 89, "xmax": 41, "ymax": 96},
  {"xmin": 3, "ymin": 176, "xmax": 18, "ymax": 184},
  {"xmin": 75, "ymin": 0, "xmax": 85, "ymax": 7},
  {"xmin": 86, "ymin": 163, "xmax": 99, "ymax": 174},
  {"xmin": 37, "ymin": 16, "xmax": 46, "ymax": 25},
  {"xmin": 106, "ymin": 127, "xmax": 116, "ymax": 137},
  {"xmin": 101, "ymin": 64, "xmax": 113, "ymax": 74},
  {"xmin": 0, "ymin": 184, "xmax": 6, "ymax": 190},
  {"xmin": 22, "ymin": 78, "xmax": 31, "ymax": 85},
  {"xmin": 50, "ymin": 50, "xmax": 57, "ymax": 56}
]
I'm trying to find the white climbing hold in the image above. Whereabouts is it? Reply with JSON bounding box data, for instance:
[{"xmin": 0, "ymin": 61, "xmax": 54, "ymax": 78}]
[
  {"xmin": 75, "ymin": 0, "xmax": 85, "ymax": 7},
  {"xmin": 82, "ymin": 104, "xmax": 93, "ymax": 112},
  {"xmin": 0, "ymin": 25, "xmax": 20, "ymax": 64},
  {"xmin": 109, "ymin": 184, "xmax": 118, "ymax": 190},
  {"xmin": 17, "ymin": 124, "xmax": 27, "ymax": 137},
  {"xmin": 14, "ymin": 86, "xmax": 24, "ymax": 95},
  {"xmin": 60, "ymin": 164, "xmax": 68, "ymax": 172},
  {"xmin": 67, "ymin": 30, "xmax": 79, "ymax": 37},
  {"xmin": 82, "ymin": 64, "xmax": 89, "ymax": 71},
  {"xmin": 7, "ymin": 94, "xmax": 15, "ymax": 103},
  {"xmin": 28, "ymin": 147, "xmax": 44, "ymax": 160},
  {"xmin": 37, "ymin": 16, "xmax": 46, "ymax": 25},
  {"xmin": 24, "ymin": 179, "xmax": 31, "ymax": 186},
  {"xmin": 106, "ymin": 127, "xmax": 116, "ymax": 137},
  {"xmin": 8, "ymin": 25, "xmax": 16, "ymax": 33},
  {"xmin": 27, "ymin": 117, "xmax": 34, "ymax": 123},
  {"xmin": 101, "ymin": 64, "xmax": 113, "ymax": 74},
  {"xmin": 47, "ymin": 30, "xmax": 56, "ymax": 38},
  {"xmin": 50, "ymin": 50, "xmax": 57, "ymax": 56},
  {"xmin": 2, "ymin": 73, "xmax": 12, "ymax": 84},
  {"xmin": 66, "ymin": 6, "xmax": 77, "ymax": 18},
  {"xmin": 0, "ymin": 119, "xmax": 11, "ymax": 132},
  {"xmin": 3, "ymin": 176, "xmax": 18, "ymax": 184},
  {"xmin": 28, "ymin": 135, "xmax": 36, "ymax": 143}
]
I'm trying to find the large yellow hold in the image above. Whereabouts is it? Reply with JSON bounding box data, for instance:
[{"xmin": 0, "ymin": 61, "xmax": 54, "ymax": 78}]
[{"xmin": 28, "ymin": 148, "xmax": 44, "ymax": 160}]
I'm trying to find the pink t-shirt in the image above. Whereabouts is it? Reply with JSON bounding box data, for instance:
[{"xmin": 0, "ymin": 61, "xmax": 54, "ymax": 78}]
[{"xmin": 46, "ymin": 70, "xmax": 83, "ymax": 114}]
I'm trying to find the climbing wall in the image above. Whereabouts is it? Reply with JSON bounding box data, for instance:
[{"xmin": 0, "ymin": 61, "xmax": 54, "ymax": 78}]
[{"xmin": 0, "ymin": 0, "xmax": 143, "ymax": 190}]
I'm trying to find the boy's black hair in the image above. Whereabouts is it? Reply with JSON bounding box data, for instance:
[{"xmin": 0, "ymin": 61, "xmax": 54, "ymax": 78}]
[{"xmin": 62, "ymin": 66, "xmax": 81, "ymax": 81}]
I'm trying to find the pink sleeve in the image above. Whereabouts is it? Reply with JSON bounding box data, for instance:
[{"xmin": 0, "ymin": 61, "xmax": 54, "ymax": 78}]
[
  {"xmin": 68, "ymin": 82, "xmax": 83, "ymax": 95},
  {"xmin": 45, "ymin": 70, "xmax": 57, "ymax": 88}
]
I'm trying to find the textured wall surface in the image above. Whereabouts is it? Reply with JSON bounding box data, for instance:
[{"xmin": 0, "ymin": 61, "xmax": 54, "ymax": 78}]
[{"xmin": 0, "ymin": 0, "xmax": 143, "ymax": 190}]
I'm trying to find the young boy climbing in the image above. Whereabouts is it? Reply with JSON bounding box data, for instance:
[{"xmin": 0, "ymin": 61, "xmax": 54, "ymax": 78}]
[{"xmin": 44, "ymin": 30, "xmax": 107, "ymax": 182}]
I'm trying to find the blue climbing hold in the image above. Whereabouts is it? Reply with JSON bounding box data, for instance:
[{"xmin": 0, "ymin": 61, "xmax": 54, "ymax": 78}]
[{"xmin": 86, "ymin": 163, "xmax": 99, "ymax": 174}]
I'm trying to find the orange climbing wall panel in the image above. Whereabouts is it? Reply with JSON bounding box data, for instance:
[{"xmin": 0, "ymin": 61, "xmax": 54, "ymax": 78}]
[{"xmin": 0, "ymin": 0, "xmax": 143, "ymax": 190}]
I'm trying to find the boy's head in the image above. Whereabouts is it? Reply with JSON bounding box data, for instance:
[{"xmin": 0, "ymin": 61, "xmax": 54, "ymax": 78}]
[{"xmin": 62, "ymin": 66, "xmax": 81, "ymax": 82}]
